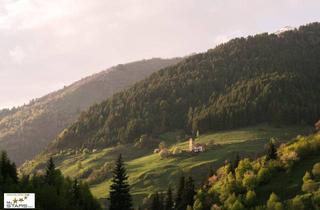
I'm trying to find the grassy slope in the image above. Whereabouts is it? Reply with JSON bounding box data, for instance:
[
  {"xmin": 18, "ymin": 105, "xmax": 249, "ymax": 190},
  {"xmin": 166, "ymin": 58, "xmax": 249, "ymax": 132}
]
[
  {"xmin": 20, "ymin": 124, "xmax": 312, "ymax": 206},
  {"xmin": 90, "ymin": 125, "xmax": 311, "ymax": 204}
]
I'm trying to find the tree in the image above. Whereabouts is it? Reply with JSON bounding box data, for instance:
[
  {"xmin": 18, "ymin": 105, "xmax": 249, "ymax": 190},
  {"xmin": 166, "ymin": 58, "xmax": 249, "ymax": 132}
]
[
  {"xmin": 165, "ymin": 186, "xmax": 174, "ymax": 210},
  {"xmin": 257, "ymin": 167, "xmax": 271, "ymax": 184},
  {"xmin": 312, "ymin": 163, "xmax": 320, "ymax": 177},
  {"xmin": 151, "ymin": 192, "xmax": 161, "ymax": 210},
  {"xmin": 0, "ymin": 151, "xmax": 18, "ymax": 184},
  {"xmin": 71, "ymin": 179, "xmax": 81, "ymax": 208},
  {"xmin": 267, "ymin": 193, "xmax": 283, "ymax": 210},
  {"xmin": 175, "ymin": 176, "xmax": 185, "ymax": 210},
  {"xmin": 245, "ymin": 190, "xmax": 256, "ymax": 206},
  {"xmin": 231, "ymin": 154, "xmax": 240, "ymax": 174},
  {"xmin": 302, "ymin": 171, "xmax": 318, "ymax": 193},
  {"xmin": 109, "ymin": 154, "xmax": 133, "ymax": 210},
  {"xmin": 45, "ymin": 157, "xmax": 60, "ymax": 186},
  {"xmin": 231, "ymin": 200, "xmax": 245, "ymax": 210},
  {"xmin": 289, "ymin": 196, "xmax": 304, "ymax": 210},
  {"xmin": 184, "ymin": 177, "xmax": 196, "ymax": 207},
  {"xmin": 242, "ymin": 171, "xmax": 257, "ymax": 190},
  {"xmin": 266, "ymin": 140, "xmax": 277, "ymax": 160}
]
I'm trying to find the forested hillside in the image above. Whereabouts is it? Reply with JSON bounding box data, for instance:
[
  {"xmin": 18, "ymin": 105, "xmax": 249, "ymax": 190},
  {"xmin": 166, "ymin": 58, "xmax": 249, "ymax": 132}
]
[
  {"xmin": 0, "ymin": 58, "xmax": 182, "ymax": 165},
  {"xmin": 146, "ymin": 131, "xmax": 320, "ymax": 210},
  {"xmin": 51, "ymin": 22, "xmax": 320, "ymax": 151}
]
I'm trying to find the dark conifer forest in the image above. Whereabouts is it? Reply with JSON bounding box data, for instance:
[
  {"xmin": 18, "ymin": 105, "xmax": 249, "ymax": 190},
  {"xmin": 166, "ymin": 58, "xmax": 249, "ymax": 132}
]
[{"xmin": 52, "ymin": 23, "xmax": 320, "ymax": 151}]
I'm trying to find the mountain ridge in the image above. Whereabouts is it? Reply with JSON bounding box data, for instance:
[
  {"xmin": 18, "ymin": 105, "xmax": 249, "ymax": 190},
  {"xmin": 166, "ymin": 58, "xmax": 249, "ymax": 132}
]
[
  {"xmin": 0, "ymin": 57, "xmax": 183, "ymax": 165},
  {"xmin": 50, "ymin": 22, "xmax": 320, "ymax": 152}
]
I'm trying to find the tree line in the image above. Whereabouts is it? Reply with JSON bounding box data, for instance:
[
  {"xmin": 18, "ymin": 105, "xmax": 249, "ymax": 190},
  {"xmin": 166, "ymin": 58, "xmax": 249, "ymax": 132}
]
[{"xmin": 0, "ymin": 151, "xmax": 101, "ymax": 210}]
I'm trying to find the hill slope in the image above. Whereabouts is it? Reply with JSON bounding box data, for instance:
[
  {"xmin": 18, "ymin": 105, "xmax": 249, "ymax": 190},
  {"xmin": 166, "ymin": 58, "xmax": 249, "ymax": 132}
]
[
  {"xmin": 0, "ymin": 58, "xmax": 182, "ymax": 165},
  {"xmin": 51, "ymin": 22, "xmax": 320, "ymax": 151},
  {"xmin": 187, "ymin": 131, "xmax": 320, "ymax": 210},
  {"xmin": 20, "ymin": 124, "xmax": 312, "ymax": 206}
]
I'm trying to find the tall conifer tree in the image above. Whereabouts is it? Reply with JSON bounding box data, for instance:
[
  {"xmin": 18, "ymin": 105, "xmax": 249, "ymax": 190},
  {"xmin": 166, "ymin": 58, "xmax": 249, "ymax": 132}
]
[
  {"xmin": 165, "ymin": 186, "xmax": 174, "ymax": 210},
  {"xmin": 109, "ymin": 154, "xmax": 133, "ymax": 210}
]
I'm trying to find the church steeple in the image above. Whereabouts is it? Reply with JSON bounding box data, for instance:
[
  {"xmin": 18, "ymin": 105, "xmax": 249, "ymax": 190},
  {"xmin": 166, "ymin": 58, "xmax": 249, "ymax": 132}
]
[{"xmin": 189, "ymin": 138, "xmax": 194, "ymax": 151}]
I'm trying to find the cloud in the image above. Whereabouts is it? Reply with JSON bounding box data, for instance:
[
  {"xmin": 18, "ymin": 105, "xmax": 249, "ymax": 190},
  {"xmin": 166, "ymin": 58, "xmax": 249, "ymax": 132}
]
[
  {"xmin": 0, "ymin": 0, "xmax": 78, "ymax": 30},
  {"xmin": 0, "ymin": 0, "xmax": 320, "ymax": 108},
  {"xmin": 9, "ymin": 46, "xmax": 25, "ymax": 63}
]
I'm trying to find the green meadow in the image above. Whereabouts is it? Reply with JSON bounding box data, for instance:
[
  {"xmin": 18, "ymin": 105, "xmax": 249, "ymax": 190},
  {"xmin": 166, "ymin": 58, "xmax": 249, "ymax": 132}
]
[{"xmin": 20, "ymin": 124, "xmax": 312, "ymax": 206}]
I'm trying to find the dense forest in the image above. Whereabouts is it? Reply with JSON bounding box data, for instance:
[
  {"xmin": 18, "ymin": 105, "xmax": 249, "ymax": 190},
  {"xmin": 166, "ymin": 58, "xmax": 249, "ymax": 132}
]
[
  {"xmin": 0, "ymin": 151, "xmax": 101, "ymax": 210},
  {"xmin": 51, "ymin": 22, "xmax": 320, "ymax": 151},
  {"xmin": 0, "ymin": 58, "xmax": 182, "ymax": 165}
]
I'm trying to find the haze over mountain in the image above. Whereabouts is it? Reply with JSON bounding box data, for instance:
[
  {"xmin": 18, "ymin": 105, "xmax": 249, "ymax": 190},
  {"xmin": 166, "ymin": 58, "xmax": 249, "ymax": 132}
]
[{"xmin": 0, "ymin": 57, "xmax": 182, "ymax": 165}]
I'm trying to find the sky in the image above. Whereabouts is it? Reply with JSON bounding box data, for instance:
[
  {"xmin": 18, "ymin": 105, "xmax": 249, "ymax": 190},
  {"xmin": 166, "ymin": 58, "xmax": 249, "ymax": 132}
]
[{"xmin": 0, "ymin": 0, "xmax": 320, "ymax": 109}]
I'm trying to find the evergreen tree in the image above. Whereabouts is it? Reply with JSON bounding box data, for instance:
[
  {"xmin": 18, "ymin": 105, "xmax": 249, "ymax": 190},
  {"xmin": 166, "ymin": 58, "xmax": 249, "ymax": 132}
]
[
  {"xmin": 231, "ymin": 153, "xmax": 240, "ymax": 174},
  {"xmin": 165, "ymin": 186, "xmax": 174, "ymax": 210},
  {"xmin": 266, "ymin": 140, "xmax": 277, "ymax": 160},
  {"xmin": 151, "ymin": 193, "xmax": 160, "ymax": 210},
  {"xmin": 71, "ymin": 179, "xmax": 81, "ymax": 208},
  {"xmin": 45, "ymin": 157, "xmax": 58, "ymax": 185},
  {"xmin": 109, "ymin": 154, "xmax": 133, "ymax": 210},
  {"xmin": 175, "ymin": 176, "xmax": 185, "ymax": 210},
  {"xmin": 184, "ymin": 177, "xmax": 196, "ymax": 207}
]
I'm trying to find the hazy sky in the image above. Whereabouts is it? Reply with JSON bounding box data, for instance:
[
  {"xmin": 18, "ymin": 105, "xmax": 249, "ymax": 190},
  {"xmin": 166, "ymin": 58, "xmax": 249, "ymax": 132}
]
[{"xmin": 0, "ymin": 0, "xmax": 319, "ymax": 109}]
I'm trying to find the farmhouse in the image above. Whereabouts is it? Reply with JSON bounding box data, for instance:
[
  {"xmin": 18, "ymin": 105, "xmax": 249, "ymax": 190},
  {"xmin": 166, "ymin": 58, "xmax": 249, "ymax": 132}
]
[{"xmin": 189, "ymin": 138, "xmax": 206, "ymax": 153}]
